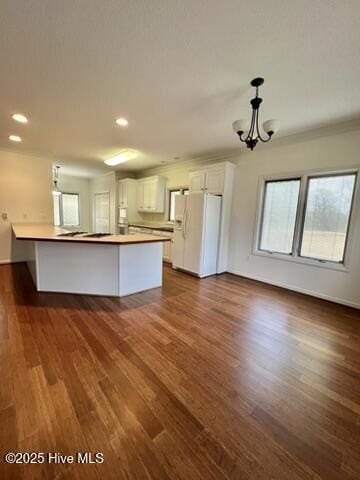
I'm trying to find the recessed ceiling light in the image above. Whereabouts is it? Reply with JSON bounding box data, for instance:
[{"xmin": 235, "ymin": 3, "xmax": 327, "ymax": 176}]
[
  {"xmin": 12, "ymin": 113, "xmax": 28, "ymax": 124},
  {"xmin": 9, "ymin": 135, "xmax": 22, "ymax": 142},
  {"xmin": 115, "ymin": 117, "xmax": 128, "ymax": 127},
  {"xmin": 104, "ymin": 149, "xmax": 137, "ymax": 166}
]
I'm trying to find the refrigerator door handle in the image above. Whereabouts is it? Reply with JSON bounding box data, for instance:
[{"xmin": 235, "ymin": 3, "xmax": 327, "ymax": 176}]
[
  {"xmin": 184, "ymin": 208, "xmax": 189, "ymax": 239},
  {"xmin": 182, "ymin": 209, "xmax": 186, "ymax": 239}
]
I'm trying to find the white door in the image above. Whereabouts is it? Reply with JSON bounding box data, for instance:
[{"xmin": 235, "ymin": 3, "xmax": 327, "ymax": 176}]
[
  {"xmin": 205, "ymin": 168, "xmax": 225, "ymax": 194},
  {"xmin": 94, "ymin": 192, "xmax": 110, "ymax": 233},
  {"xmin": 183, "ymin": 193, "xmax": 205, "ymax": 274},
  {"xmin": 189, "ymin": 172, "xmax": 206, "ymax": 192}
]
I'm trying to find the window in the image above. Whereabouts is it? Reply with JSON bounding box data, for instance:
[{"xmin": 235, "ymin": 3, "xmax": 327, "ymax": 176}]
[
  {"xmin": 169, "ymin": 188, "xmax": 189, "ymax": 221},
  {"xmin": 257, "ymin": 171, "xmax": 357, "ymax": 266},
  {"xmin": 259, "ymin": 179, "xmax": 300, "ymax": 254},
  {"xmin": 53, "ymin": 193, "xmax": 80, "ymax": 227},
  {"xmin": 300, "ymin": 174, "xmax": 356, "ymax": 262}
]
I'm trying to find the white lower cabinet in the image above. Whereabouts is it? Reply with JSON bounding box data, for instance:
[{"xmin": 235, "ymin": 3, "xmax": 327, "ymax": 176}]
[
  {"xmin": 151, "ymin": 230, "xmax": 172, "ymax": 262},
  {"xmin": 129, "ymin": 227, "xmax": 173, "ymax": 262}
]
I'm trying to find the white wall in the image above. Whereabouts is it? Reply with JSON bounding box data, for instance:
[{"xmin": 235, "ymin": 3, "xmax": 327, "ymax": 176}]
[
  {"xmin": 0, "ymin": 150, "xmax": 53, "ymax": 263},
  {"xmin": 228, "ymin": 128, "xmax": 360, "ymax": 308},
  {"xmin": 58, "ymin": 175, "xmax": 91, "ymax": 231},
  {"xmin": 89, "ymin": 172, "xmax": 117, "ymax": 233}
]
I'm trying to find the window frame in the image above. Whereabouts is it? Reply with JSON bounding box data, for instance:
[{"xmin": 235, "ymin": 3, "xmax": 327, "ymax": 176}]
[
  {"xmin": 298, "ymin": 172, "xmax": 358, "ymax": 265},
  {"xmin": 55, "ymin": 192, "xmax": 81, "ymax": 227},
  {"xmin": 253, "ymin": 168, "xmax": 359, "ymax": 271},
  {"xmin": 168, "ymin": 187, "xmax": 189, "ymax": 221},
  {"xmin": 258, "ymin": 177, "xmax": 302, "ymax": 256}
]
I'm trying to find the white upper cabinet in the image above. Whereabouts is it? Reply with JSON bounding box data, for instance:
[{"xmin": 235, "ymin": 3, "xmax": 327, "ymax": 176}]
[
  {"xmin": 205, "ymin": 167, "xmax": 225, "ymax": 194},
  {"xmin": 189, "ymin": 165, "xmax": 225, "ymax": 194},
  {"xmin": 137, "ymin": 181, "xmax": 144, "ymax": 210},
  {"xmin": 137, "ymin": 176, "xmax": 166, "ymax": 213},
  {"xmin": 189, "ymin": 171, "xmax": 206, "ymax": 193},
  {"xmin": 118, "ymin": 178, "xmax": 137, "ymax": 208},
  {"xmin": 118, "ymin": 180, "xmax": 128, "ymax": 207}
]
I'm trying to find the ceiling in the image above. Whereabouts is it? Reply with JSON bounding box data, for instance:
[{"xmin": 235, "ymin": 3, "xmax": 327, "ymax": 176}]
[{"xmin": 1, "ymin": 0, "xmax": 360, "ymax": 177}]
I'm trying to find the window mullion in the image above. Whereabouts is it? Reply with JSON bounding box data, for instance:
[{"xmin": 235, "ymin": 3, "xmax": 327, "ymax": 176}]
[{"xmin": 292, "ymin": 175, "xmax": 308, "ymax": 257}]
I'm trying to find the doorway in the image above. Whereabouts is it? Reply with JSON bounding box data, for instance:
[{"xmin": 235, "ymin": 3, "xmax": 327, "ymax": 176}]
[{"xmin": 94, "ymin": 192, "xmax": 110, "ymax": 233}]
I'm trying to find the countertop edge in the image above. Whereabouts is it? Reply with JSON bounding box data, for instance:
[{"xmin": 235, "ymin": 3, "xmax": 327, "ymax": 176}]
[
  {"xmin": 129, "ymin": 223, "xmax": 174, "ymax": 232},
  {"xmin": 14, "ymin": 235, "xmax": 171, "ymax": 245}
]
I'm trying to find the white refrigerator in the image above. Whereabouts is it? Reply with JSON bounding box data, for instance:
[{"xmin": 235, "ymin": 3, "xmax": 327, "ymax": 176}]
[{"xmin": 172, "ymin": 192, "xmax": 221, "ymax": 277}]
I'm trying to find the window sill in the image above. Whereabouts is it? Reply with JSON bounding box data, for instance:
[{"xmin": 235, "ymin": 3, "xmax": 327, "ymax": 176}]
[{"xmin": 253, "ymin": 250, "xmax": 349, "ymax": 272}]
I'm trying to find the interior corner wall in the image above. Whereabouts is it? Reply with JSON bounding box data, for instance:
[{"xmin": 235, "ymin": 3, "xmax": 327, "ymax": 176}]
[
  {"xmin": 228, "ymin": 128, "xmax": 360, "ymax": 308},
  {"xmin": 0, "ymin": 150, "xmax": 53, "ymax": 263}
]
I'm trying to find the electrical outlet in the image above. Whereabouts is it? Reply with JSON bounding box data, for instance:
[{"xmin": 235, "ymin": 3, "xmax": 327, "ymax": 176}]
[{"xmin": 1, "ymin": 213, "xmax": 8, "ymax": 221}]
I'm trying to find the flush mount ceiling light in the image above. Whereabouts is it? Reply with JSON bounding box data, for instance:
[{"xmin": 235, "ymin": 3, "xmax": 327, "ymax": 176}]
[
  {"xmin": 115, "ymin": 117, "xmax": 128, "ymax": 127},
  {"xmin": 12, "ymin": 113, "xmax": 28, "ymax": 124},
  {"xmin": 232, "ymin": 77, "xmax": 279, "ymax": 151},
  {"xmin": 9, "ymin": 134, "xmax": 22, "ymax": 142},
  {"xmin": 104, "ymin": 149, "xmax": 137, "ymax": 166}
]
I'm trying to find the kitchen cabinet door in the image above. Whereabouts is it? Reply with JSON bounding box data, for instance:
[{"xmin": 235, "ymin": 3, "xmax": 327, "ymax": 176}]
[
  {"xmin": 148, "ymin": 179, "xmax": 157, "ymax": 209},
  {"xmin": 118, "ymin": 181, "xmax": 128, "ymax": 207},
  {"xmin": 137, "ymin": 176, "xmax": 166, "ymax": 213},
  {"xmin": 205, "ymin": 168, "xmax": 225, "ymax": 194},
  {"xmin": 137, "ymin": 182, "xmax": 145, "ymax": 210},
  {"xmin": 143, "ymin": 181, "xmax": 152, "ymax": 210},
  {"xmin": 189, "ymin": 171, "xmax": 206, "ymax": 192}
]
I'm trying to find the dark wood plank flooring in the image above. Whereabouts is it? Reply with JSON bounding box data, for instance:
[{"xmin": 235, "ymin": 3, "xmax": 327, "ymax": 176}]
[{"xmin": 0, "ymin": 262, "xmax": 359, "ymax": 480}]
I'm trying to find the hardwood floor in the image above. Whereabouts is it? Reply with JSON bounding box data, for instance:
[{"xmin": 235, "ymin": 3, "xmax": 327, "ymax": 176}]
[{"xmin": 0, "ymin": 262, "xmax": 359, "ymax": 480}]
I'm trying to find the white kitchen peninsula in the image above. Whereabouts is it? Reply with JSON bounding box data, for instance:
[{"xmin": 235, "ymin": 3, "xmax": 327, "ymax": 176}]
[{"xmin": 12, "ymin": 224, "xmax": 170, "ymax": 297}]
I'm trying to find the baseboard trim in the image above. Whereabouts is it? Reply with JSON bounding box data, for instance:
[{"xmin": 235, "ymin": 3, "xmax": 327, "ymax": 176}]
[
  {"xmin": 227, "ymin": 268, "xmax": 360, "ymax": 310},
  {"xmin": 0, "ymin": 259, "xmax": 26, "ymax": 265}
]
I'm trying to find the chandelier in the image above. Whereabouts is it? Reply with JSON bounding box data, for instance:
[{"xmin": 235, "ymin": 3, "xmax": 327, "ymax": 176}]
[{"xmin": 232, "ymin": 77, "xmax": 279, "ymax": 150}]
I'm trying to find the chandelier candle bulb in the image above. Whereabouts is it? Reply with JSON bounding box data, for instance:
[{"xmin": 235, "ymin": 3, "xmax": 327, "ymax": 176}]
[{"xmin": 233, "ymin": 77, "xmax": 279, "ymax": 150}]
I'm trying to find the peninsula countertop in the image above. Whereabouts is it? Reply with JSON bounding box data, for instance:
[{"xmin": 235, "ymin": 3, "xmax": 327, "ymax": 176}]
[{"xmin": 12, "ymin": 224, "xmax": 171, "ymax": 245}]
